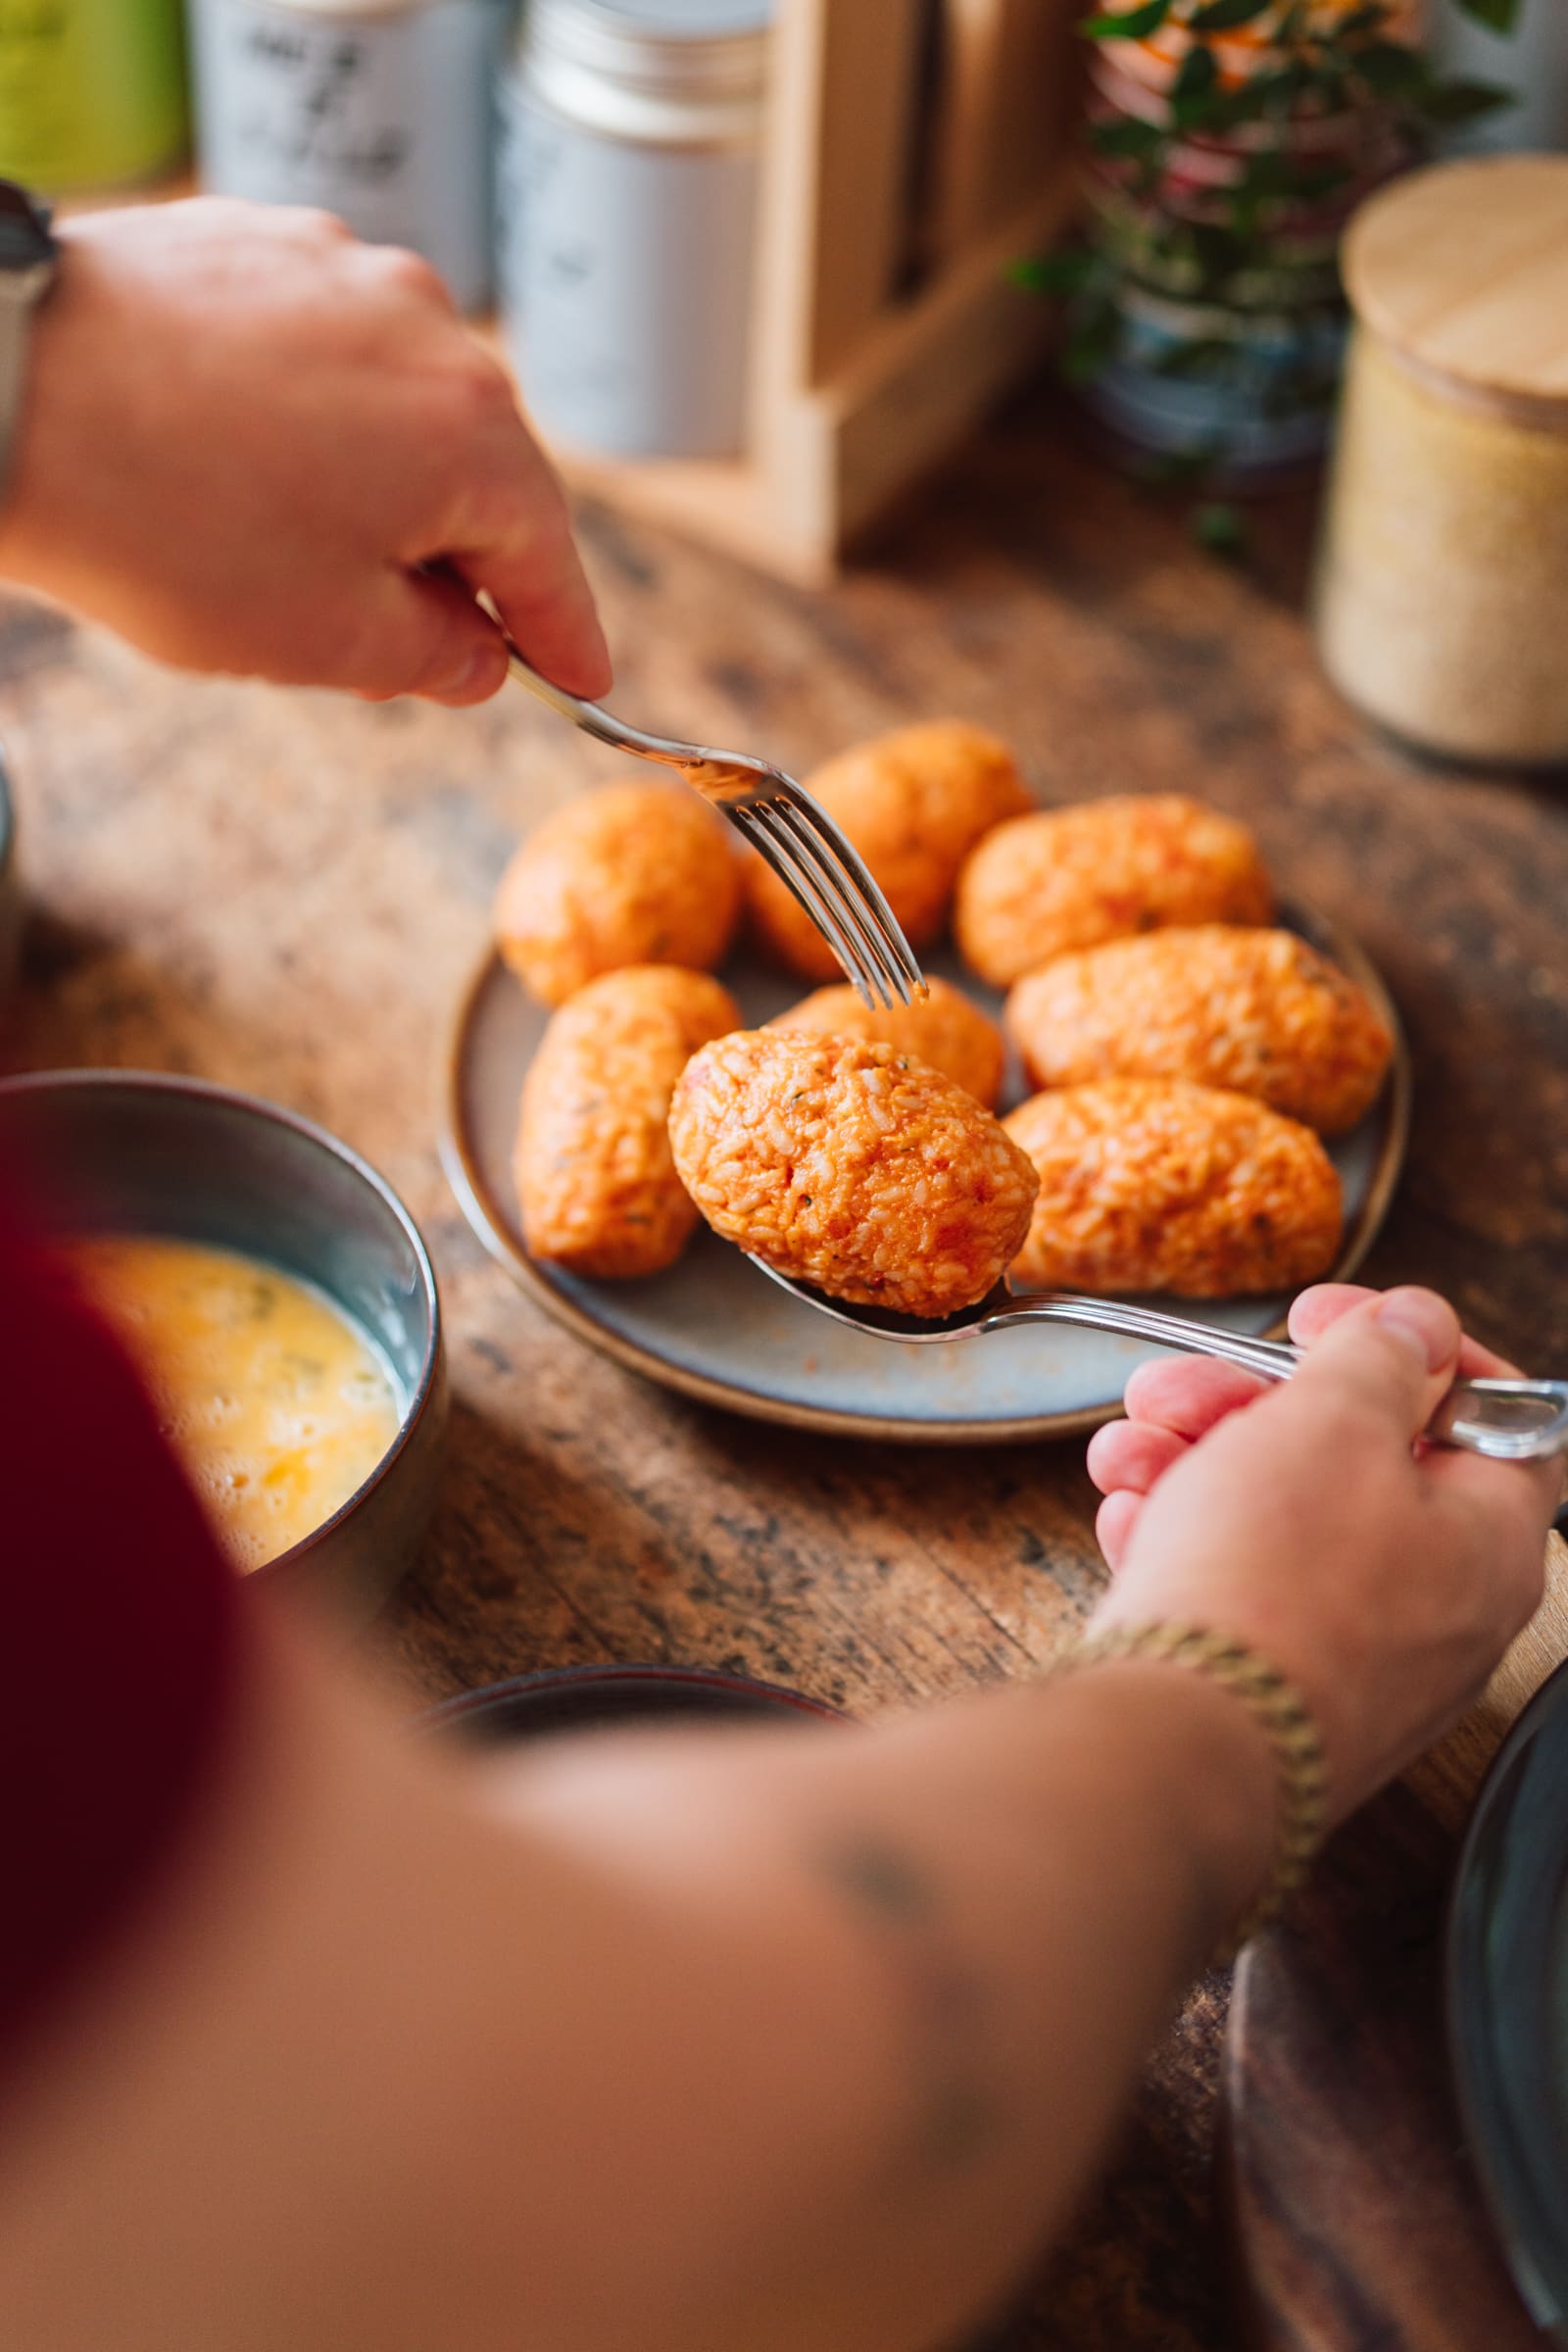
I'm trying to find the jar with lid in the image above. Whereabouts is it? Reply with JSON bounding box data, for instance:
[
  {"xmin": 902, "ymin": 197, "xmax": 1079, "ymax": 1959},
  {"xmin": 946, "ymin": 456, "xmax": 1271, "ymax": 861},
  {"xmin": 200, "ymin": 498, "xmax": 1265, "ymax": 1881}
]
[
  {"xmin": 0, "ymin": 0, "xmax": 188, "ymax": 194},
  {"xmin": 497, "ymin": 0, "xmax": 773, "ymax": 461},
  {"xmin": 1314, "ymin": 156, "xmax": 1568, "ymax": 769},
  {"xmin": 188, "ymin": 0, "xmax": 505, "ymax": 314}
]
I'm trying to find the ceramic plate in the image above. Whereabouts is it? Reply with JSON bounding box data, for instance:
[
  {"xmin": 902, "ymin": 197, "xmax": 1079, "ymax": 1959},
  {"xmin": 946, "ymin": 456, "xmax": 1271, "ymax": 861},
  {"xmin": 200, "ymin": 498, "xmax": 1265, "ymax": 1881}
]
[
  {"xmin": 1448, "ymin": 1657, "xmax": 1568, "ymax": 2341},
  {"xmin": 442, "ymin": 903, "xmax": 1409, "ymax": 1444}
]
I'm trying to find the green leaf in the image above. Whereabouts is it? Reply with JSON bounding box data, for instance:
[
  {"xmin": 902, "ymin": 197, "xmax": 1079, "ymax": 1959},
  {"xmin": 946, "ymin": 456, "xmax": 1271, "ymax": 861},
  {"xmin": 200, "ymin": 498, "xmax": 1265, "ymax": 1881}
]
[
  {"xmin": 1089, "ymin": 115, "xmax": 1166, "ymax": 160},
  {"xmin": 1188, "ymin": 0, "xmax": 1272, "ymax": 29},
  {"xmin": 1059, "ymin": 294, "xmax": 1123, "ymax": 383},
  {"xmin": 1169, "ymin": 43, "xmax": 1226, "ymax": 127},
  {"xmin": 1193, "ymin": 503, "xmax": 1248, "ymax": 558},
  {"xmin": 1078, "ymin": 0, "xmax": 1169, "ymax": 37},
  {"xmin": 1448, "ymin": 0, "xmax": 1520, "ymax": 28},
  {"xmin": 1349, "ymin": 36, "xmax": 1429, "ymax": 94},
  {"xmin": 1009, "ymin": 247, "xmax": 1098, "ymax": 295},
  {"xmin": 1171, "ymin": 39, "xmax": 1220, "ymax": 94},
  {"xmin": 1417, "ymin": 74, "xmax": 1516, "ymax": 122}
]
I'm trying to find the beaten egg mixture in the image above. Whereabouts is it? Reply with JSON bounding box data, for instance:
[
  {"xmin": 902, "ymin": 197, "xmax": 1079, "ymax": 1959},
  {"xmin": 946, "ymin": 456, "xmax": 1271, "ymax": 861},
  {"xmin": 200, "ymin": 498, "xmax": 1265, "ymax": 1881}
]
[{"xmin": 70, "ymin": 1238, "xmax": 401, "ymax": 1571}]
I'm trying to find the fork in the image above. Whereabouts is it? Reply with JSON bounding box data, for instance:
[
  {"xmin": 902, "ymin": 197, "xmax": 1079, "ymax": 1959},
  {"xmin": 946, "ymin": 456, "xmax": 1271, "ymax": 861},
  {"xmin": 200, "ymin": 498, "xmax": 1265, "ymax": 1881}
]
[{"xmin": 496, "ymin": 629, "xmax": 924, "ymax": 1010}]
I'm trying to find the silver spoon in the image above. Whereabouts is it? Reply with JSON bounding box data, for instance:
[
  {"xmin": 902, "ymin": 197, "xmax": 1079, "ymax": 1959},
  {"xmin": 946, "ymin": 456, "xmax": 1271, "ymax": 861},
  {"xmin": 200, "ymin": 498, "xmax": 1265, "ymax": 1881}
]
[{"xmin": 751, "ymin": 1262, "xmax": 1568, "ymax": 1464}]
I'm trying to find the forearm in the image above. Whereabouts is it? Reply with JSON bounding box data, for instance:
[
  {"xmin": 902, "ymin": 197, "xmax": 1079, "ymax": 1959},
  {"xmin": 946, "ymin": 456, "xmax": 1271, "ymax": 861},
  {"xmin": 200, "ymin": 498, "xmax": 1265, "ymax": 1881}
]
[
  {"xmin": 493, "ymin": 1657, "xmax": 1277, "ymax": 2350},
  {"xmin": 0, "ymin": 1625, "xmax": 1274, "ymax": 2352}
]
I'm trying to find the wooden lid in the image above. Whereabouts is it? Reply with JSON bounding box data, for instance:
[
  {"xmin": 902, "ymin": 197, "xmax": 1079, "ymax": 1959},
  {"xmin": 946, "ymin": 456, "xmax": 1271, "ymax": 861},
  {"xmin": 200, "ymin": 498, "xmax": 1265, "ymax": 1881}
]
[{"xmin": 1343, "ymin": 156, "xmax": 1568, "ymax": 417}]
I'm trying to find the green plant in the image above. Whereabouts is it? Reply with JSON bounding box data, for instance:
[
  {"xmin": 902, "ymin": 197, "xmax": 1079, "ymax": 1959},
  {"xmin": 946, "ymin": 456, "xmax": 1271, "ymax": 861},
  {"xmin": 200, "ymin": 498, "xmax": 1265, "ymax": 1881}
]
[{"xmin": 1019, "ymin": 0, "xmax": 1519, "ymax": 506}]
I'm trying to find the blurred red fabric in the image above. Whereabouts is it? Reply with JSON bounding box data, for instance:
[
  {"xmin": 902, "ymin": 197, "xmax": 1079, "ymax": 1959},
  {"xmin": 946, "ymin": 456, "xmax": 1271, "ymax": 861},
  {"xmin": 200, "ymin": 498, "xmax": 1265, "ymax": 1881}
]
[{"xmin": 0, "ymin": 1174, "xmax": 238, "ymax": 2079}]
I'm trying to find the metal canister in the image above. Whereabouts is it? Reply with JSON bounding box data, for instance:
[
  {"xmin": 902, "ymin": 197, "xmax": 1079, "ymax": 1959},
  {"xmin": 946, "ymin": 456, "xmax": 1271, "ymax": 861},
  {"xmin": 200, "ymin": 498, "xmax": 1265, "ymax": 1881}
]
[
  {"xmin": 0, "ymin": 0, "xmax": 188, "ymax": 193},
  {"xmin": 188, "ymin": 0, "xmax": 504, "ymax": 314},
  {"xmin": 497, "ymin": 0, "xmax": 773, "ymax": 461}
]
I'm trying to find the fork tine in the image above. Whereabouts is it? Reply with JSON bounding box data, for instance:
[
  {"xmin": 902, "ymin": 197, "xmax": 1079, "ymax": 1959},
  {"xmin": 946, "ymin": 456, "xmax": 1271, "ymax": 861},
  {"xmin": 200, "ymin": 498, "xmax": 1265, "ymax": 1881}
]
[
  {"xmin": 763, "ymin": 800, "xmax": 909, "ymax": 1010},
  {"xmin": 729, "ymin": 806, "xmax": 887, "ymax": 1006},
  {"xmin": 782, "ymin": 791, "xmax": 925, "ymax": 1003},
  {"xmin": 761, "ymin": 795, "xmax": 921, "ymax": 1006},
  {"xmin": 753, "ymin": 802, "xmax": 901, "ymax": 1009}
]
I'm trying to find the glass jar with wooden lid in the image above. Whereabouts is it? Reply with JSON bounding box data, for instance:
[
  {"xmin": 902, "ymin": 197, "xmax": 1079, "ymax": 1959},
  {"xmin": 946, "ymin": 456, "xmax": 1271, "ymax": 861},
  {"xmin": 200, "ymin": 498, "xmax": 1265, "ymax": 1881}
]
[{"xmin": 1314, "ymin": 156, "xmax": 1568, "ymax": 768}]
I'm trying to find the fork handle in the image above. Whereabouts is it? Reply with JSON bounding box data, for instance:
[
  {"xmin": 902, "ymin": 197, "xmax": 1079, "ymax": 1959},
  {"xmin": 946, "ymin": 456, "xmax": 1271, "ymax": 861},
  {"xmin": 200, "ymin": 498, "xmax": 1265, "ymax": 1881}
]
[
  {"xmin": 999, "ymin": 1295, "xmax": 1568, "ymax": 1463},
  {"xmin": 493, "ymin": 619, "xmax": 732, "ymax": 789}
]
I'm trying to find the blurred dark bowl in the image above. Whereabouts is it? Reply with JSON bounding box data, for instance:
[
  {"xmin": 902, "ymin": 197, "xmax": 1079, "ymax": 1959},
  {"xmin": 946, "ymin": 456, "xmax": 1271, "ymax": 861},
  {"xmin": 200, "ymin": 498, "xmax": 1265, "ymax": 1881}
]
[
  {"xmin": 420, "ymin": 1664, "xmax": 846, "ymax": 1743},
  {"xmin": 0, "ymin": 737, "xmax": 21, "ymax": 1001},
  {"xmin": 0, "ymin": 1068, "xmax": 447, "ymax": 1627}
]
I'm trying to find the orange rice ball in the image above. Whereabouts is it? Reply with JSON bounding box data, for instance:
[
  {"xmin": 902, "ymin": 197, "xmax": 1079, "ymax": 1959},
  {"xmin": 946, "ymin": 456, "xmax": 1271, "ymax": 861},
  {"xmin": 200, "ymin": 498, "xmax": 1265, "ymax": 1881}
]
[
  {"xmin": 1006, "ymin": 926, "xmax": 1393, "ymax": 1136},
  {"xmin": 495, "ymin": 781, "xmax": 741, "ymax": 1006},
  {"xmin": 955, "ymin": 794, "xmax": 1273, "ymax": 989},
  {"xmin": 669, "ymin": 1030, "xmax": 1039, "ymax": 1318},
  {"xmin": 1004, "ymin": 1079, "xmax": 1341, "ymax": 1298},
  {"xmin": 516, "ymin": 965, "xmax": 739, "ymax": 1279},
  {"xmin": 766, "ymin": 975, "xmax": 1007, "ymax": 1109},
  {"xmin": 746, "ymin": 721, "xmax": 1032, "ymax": 982}
]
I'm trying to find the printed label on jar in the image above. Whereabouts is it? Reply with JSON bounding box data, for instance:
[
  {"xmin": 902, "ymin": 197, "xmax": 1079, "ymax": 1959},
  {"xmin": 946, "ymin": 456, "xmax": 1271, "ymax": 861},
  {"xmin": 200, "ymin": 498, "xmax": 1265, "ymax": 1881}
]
[
  {"xmin": 496, "ymin": 77, "xmax": 759, "ymax": 461},
  {"xmin": 190, "ymin": 0, "xmax": 500, "ymax": 311}
]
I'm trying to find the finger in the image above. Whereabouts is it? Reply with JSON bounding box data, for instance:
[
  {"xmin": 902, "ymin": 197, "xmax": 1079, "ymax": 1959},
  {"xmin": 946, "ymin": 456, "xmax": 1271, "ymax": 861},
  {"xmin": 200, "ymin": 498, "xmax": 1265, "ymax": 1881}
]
[
  {"xmin": 1287, "ymin": 1283, "xmax": 1375, "ymax": 1344},
  {"xmin": 1096, "ymin": 1489, "xmax": 1144, "ymax": 1572},
  {"xmin": 1122, "ymin": 1353, "xmax": 1270, "ymax": 1443},
  {"xmin": 1420, "ymin": 1449, "xmax": 1562, "ymax": 1642},
  {"xmin": 1292, "ymin": 1282, "xmax": 1519, "ymax": 1380},
  {"xmin": 349, "ymin": 568, "xmax": 511, "ymax": 706},
  {"xmin": 1289, "ymin": 1286, "xmax": 1462, "ymax": 1444},
  {"xmin": 1086, "ymin": 1419, "xmax": 1189, "ymax": 1498},
  {"xmin": 449, "ymin": 437, "xmax": 612, "ymax": 701}
]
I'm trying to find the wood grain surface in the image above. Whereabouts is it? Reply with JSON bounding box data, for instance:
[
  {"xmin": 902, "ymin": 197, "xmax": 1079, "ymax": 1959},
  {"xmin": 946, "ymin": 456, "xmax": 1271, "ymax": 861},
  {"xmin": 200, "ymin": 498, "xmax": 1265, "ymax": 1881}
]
[{"xmin": 2, "ymin": 398, "xmax": 1565, "ymax": 2351}]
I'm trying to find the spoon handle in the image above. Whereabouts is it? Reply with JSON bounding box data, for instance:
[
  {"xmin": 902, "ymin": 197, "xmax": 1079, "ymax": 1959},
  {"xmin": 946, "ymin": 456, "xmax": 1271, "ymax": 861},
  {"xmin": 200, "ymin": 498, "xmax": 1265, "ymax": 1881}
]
[{"xmin": 996, "ymin": 1296, "xmax": 1568, "ymax": 1462}]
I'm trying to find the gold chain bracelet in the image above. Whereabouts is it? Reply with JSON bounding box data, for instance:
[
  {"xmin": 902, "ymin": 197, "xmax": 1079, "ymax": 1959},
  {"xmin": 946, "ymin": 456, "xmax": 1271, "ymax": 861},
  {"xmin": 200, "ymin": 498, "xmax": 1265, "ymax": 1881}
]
[{"xmin": 1056, "ymin": 1622, "xmax": 1330, "ymax": 1965}]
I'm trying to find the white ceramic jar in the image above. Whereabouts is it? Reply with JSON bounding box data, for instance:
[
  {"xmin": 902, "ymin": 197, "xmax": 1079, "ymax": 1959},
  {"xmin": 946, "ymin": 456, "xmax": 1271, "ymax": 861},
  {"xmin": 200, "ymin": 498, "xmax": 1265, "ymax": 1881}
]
[
  {"xmin": 497, "ymin": 0, "xmax": 773, "ymax": 460},
  {"xmin": 189, "ymin": 0, "xmax": 504, "ymax": 314}
]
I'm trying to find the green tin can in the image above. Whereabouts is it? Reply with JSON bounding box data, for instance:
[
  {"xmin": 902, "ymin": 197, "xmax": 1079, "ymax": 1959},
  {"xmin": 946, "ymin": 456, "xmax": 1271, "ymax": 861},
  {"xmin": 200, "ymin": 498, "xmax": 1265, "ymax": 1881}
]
[{"xmin": 0, "ymin": 0, "xmax": 189, "ymax": 194}]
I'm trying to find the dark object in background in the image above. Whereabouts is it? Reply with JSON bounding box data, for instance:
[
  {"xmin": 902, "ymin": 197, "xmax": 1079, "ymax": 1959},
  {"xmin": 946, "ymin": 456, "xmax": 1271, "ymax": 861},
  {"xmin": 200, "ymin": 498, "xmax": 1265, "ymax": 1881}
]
[
  {"xmin": 0, "ymin": 737, "xmax": 20, "ymax": 1004},
  {"xmin": 1448, "ymin": 1655, "xmax": 1568, "ymax": 2339},
  {"xmin": 420, "ymin": 1663, "xmax": 846, "ymax": 1745}
]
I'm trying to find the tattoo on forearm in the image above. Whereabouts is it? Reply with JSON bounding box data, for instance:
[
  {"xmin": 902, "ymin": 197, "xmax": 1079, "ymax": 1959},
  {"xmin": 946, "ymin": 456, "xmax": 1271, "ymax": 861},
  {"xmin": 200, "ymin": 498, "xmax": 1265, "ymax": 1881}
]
[{"xmin": 815, "ymin": 1837, "xmax": 1004, "ymax": 2176}]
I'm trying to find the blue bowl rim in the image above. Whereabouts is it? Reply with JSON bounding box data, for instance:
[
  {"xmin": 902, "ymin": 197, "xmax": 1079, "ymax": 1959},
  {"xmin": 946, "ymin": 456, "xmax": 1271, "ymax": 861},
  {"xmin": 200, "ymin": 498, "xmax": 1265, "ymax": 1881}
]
[
  {"xmin": 418, "ymin": 1662, "xmax": 847, "ymax": 1733},
  {"xmin": 0, "ymin": 1065, "xmax": 443, "ymax": 1583}
]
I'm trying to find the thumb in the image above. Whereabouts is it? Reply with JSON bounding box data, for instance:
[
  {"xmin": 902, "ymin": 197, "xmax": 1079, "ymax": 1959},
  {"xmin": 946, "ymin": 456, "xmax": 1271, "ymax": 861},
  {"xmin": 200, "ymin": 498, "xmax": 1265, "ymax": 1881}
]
[
  {"xmin": 348, "ymin": 567, "xmax": 511, "ymax": 707},
  {"xmin": 1291, "ymin": 1285, "xmax": 1462, "ymax": 1445}
]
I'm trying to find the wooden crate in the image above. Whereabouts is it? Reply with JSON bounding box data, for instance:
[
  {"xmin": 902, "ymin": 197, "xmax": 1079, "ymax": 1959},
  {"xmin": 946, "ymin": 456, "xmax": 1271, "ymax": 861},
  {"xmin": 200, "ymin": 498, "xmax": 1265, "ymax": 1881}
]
[{"xmin": 554, "ymin": 0, "xmax": 1082, "ymax": 586}]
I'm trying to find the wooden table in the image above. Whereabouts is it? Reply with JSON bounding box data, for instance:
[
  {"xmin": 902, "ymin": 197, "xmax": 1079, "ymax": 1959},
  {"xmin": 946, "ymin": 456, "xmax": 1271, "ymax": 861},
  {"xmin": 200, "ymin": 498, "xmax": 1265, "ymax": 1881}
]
[{"xmin": 3, "ymin": 402, "xmax": 1565, "ymax": 2350}]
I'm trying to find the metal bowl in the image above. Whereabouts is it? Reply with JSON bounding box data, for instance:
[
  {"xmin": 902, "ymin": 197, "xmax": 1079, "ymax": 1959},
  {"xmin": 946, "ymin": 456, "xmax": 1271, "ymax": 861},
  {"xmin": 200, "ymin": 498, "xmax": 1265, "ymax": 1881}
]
[{"xmin": 0, "ymin": 1069, "xmax": 447, "ymax": 1627}]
